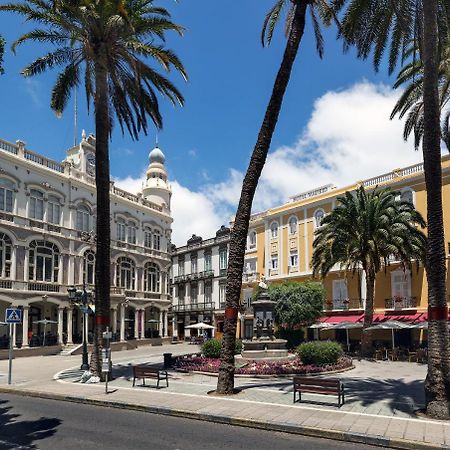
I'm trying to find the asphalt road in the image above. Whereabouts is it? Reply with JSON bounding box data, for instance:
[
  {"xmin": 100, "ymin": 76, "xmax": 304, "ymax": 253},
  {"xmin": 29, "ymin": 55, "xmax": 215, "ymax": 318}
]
[{"xmin": 0, "ymin": 393, "xmax": 379, "ymax": 450}]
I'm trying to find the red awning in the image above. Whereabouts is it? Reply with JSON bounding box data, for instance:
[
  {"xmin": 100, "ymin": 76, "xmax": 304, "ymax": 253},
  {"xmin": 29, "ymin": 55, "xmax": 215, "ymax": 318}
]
[
  {"xmin": 320, "ymin": 314, "xmax": 364, "ymax": 324},
  {"xmin": 372, "ymin": 313, "xmax": 424, "ymax": 323},
  {"xmin": 420, "ymin": 312, "xmax": 450, "ymax": 322}
]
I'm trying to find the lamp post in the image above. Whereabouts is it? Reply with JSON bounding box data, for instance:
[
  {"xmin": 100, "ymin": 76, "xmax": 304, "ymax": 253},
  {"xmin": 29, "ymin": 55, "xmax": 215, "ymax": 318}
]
[{"xmin": 68, "ymin": 284, "xmax": 93, "ymax": 371}]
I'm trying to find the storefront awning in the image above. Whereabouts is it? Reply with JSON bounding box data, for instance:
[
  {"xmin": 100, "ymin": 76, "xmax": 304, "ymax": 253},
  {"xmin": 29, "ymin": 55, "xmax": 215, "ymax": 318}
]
[
  {"xmin": 372, "ymin": 313, "xmax": 424, "ymax": 323},
  {"xmin": 319, "ymin": 314, "xmax": 364, "ymax": 324}
]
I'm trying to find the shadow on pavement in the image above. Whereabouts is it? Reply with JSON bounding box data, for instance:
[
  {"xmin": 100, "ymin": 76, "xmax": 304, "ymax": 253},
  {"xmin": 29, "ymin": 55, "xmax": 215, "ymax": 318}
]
[{"xmin": 0, "ymin": 399, "xmax": 61, "ymax": 449}]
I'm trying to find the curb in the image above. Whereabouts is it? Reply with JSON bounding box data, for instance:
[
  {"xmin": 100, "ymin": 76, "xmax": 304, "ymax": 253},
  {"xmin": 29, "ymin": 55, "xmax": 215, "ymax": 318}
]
[{"xmin": 0, "ymin": 386, "xmax": 441, "ymax": 450}]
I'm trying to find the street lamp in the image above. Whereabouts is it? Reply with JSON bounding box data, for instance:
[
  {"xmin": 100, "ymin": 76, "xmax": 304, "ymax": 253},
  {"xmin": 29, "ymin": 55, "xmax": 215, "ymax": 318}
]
[{"xmin": 68, "ymin": 284, "xmax": 93, "ymax": 371}]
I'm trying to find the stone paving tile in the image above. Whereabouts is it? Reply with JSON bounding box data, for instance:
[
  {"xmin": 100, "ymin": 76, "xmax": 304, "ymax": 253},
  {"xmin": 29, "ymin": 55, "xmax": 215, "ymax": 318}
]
[
  {"xmin": 403, "ymin": 420, "xmax": 425, "ymax": 442},
  {"xmin": 332, "ymin": 413, "xmax": 361, "ymax": 432},
  {"xmin": 424, "ymin": 422, "xmax": 445, "ymax": 445}
]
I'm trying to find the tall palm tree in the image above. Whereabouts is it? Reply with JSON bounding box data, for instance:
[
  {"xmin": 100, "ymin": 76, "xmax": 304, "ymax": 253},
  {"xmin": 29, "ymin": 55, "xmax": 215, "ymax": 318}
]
[
  {"xmin": 312, "ymin": 186, "xmax": 426, "ymax": 356},
  {"xmin": 216, "ymin": 0, "xmax": 339, "ymax": 395},
  {"xmin": 336, "ymin": 0, "xmax": 450, "ymax": 419},
  {"xmin": 1, "ymin": 0, "xmax": 186, "ymax": 377},
  {"xmin": 390, "ymin": 39, "xmax": 450, "ymax": 151}
]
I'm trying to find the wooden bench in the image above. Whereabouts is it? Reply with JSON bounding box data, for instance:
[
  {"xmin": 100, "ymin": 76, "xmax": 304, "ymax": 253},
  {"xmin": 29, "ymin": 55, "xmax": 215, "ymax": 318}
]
[
  {"xmin": 293, "ymin": 377, "xmax": 345, "ymax": 407},
  {"xmin": 132, "ymin": 366, "xmax": 169, "ymax": 389}
]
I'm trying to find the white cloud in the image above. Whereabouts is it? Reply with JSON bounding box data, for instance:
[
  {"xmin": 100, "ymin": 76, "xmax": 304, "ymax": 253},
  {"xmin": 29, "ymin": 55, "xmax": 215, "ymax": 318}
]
[{"xmin": 115, "ymin": 81, "xmax": 422, "ymax": 246}]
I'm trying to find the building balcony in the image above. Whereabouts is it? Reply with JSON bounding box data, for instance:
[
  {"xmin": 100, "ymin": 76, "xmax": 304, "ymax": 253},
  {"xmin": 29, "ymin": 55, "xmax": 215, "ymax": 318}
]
[
  {"xmin": 198, "ymin": 270, "xmax": 214, "ymax": 279},
  {"xmin": 219, "ymin": 268, "xmax": 227, "ymax": 277},
  {"xmin": 324, "ymin": 298, "xmax": 364, "ymax": 311},
  {"xmin": 385, "ymin": 296, "xmax": 417, "ymax": 310},
  {"xmin": 242, "ymin": 272, "xmax": 260, "ymax": 283},
  {"xmin": 173, "ymin": 302, "xmax": 214, "ymax": 312}
]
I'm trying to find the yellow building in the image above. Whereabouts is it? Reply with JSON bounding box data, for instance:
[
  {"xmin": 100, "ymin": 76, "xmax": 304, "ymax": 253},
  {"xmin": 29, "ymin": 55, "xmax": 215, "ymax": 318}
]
[{"xmin": 240, "ymin": 156, "xmax": 450, "ymax": 348}]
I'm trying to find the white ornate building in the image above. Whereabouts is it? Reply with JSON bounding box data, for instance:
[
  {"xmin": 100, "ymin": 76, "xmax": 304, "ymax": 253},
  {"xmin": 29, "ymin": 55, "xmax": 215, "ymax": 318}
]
[{"xmin": 0, "ymin": 133, "xmax": 172, "ymax": 349}]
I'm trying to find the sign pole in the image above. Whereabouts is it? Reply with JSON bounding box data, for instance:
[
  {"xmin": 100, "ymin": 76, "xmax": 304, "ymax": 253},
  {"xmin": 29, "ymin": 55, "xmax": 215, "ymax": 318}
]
[
  {"xmin": 102, "ymin": 327, "xmax": 112, "ymax": 395},
  {"xmin": 8, "ymin": 323, "xmax": 13, "ymax": 385}
]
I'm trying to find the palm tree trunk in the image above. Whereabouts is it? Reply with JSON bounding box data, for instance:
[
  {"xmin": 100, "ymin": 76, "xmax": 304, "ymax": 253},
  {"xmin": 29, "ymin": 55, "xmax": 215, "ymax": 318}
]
[
  {"xmin": 90, "ymin": 63, "xmax": 111, "ymax": 379},
  {"xmin": 422, "ymin": 0, "xmax": 450, "ymax": 420},
  {"xmin": 216, "ymin": 1, "xmax": 307, "ymax": 395},
  {"xmin": 361, "ymin": 268, "xmax": 375, "ymax": 357}
]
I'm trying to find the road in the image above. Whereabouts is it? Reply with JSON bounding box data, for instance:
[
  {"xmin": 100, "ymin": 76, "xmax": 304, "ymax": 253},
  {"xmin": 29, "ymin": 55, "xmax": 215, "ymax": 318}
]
[{"xmin": 0, "ymin": 393, "xmax": 381, "ymax": 450}]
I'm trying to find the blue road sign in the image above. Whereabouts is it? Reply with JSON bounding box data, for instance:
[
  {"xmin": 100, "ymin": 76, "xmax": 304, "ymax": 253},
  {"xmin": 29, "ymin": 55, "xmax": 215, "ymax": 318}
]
[{"xmin": 5, "ymin": 308, "xmax": 22, "ymax": 324}]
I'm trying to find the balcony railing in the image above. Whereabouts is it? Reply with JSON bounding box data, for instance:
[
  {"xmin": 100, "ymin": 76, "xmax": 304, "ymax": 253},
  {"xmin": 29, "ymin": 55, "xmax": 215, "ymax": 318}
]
[
  {"xmin": 324, "ymin": 298, "xmax": 363, "ymax": 311},
  {"xmin": 173, "ymin": 302, "xmax": 214, "ymax": 312},
  {"xmin": 199, "ymin": 270, "xmax": 214, "ymax": 279},
  {"xmin": 242, "ymin": 272, "xmax": 260, "ymax": 283},
  {"xmin": 0, "ymin": 280, "xmax": 12, "ymax": 289},
  {"xmin": 385, "ymin": 296, "xmax": 417, "ymax": 310},
  {"xmin": 28, "ymin": 282, "xmax": 61, "ymax": 292},
  {"xmin": 219, "ymin": 268, "xmax": 227, "ymax": 277}
]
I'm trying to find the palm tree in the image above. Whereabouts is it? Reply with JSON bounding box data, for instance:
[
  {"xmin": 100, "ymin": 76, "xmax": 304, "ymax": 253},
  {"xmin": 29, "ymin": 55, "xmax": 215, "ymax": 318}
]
[
  {"xmin": 0, "ymin": 35, "xmax": 5, "ymax": 74},
  {"xmin": 312, "ymin": 186, "xmax": 426, "ymax": 356},
  {"xmin": 1, "ymin": 0, "xmax": 186, "ymax": 376},
  {"xmin": 216, "ymin": 0, "xmax": 339, "ymax": 395},
  {"xmin": 390, "ymin": 39, "xmax": 450, "ymax": 151},
  {"xmin": 336, "ymin": 0, "xmax": 450, "ymax": 419}
]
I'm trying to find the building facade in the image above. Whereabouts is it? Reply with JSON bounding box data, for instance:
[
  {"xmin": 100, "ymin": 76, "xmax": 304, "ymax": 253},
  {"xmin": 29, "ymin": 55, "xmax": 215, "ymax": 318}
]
[
  {"xmin": 240, "ymin": 156, "xmax": 450, "ymax": 347},
  {"xmin": 171, "ymin": 226, "xmax": 230, "ymax": 340},
  {"xmin": 0, "ymin": 133, "xmax": 172, "ymax": 348}
]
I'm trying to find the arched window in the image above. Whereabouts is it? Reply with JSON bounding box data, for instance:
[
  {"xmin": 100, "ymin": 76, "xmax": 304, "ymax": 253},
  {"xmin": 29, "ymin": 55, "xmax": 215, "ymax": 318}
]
[
  {"xmin": 288, "ymin": 216, "xmax": 298, "ymax": 235},
  {"xmin": 270, "ymin": 222, "xmax": 278, "ymax": 238},
  {"xmin": 0, "ymin": 178, "xmax": 15, "ymax": 213},
  {"xmin": 0, "ymin": 233, "xmax": 12, "ymax": 278},
  {"xmin": 116, "ymin": 218, "xmax": 126, "ymax": 242},
  {"xmin": 128, "ymin": 221, "xmax": 137, "ymax": 244},
  {"xmin": 83, "ymin": 250, "xmax": 96, "ymax": 285},
  {"xmin": 29, "ymin": 189, "xmax": 44, "ymax": 220},
  {"xmin": 29, "ymin": 240, "xmax": 59, "ymax": 282},
  {"xmin": 76, "ymin": 205, "xmax": 90, "ymax": 232},
  {"xmin": 47, "ymin": 195, "xmax": 61, "ymax": 225},
  {"xmin": 144, "ymin": 228, "xmax": 152, "ymax": 248},
  {"xmin": 248, "ymin": 231, "xmax": 257, "ymax": 250},
  {"xmin": 144, "ymin": 262, "xmax": 160, "ymax": 293},
  {"xmin": 401, "ymin": 189, "xmax": 414, "ymax": 205},
  {"xmin": 314, "ymin": 209, "xmax": 325, "ymax": 228},
  {"xmin": 153, "ymin": 230, "xmax": 161, "ymax": 250},
  {"xmin": 116, "ymin": 256, "xmax": 135, "ymax": 290}
]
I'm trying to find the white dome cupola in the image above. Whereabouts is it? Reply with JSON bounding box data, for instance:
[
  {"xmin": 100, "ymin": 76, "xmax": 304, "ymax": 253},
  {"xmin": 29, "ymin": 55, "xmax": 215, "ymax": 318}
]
[{"xmin": 142, "ymin": 144, "xmax": 172, "ymax": 211}]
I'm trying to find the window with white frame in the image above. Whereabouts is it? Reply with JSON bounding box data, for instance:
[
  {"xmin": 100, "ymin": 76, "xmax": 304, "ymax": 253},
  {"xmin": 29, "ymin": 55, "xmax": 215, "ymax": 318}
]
[
  {"xmin": 153, "ymin": 231, "xmax": 161, "ymax": 250},
  {"xmin": 219, "ymin": 248, "xmax": 228, "ymax": 270},
  {"xmin": 83, "ymin": 250, "xmax": 96, "ymax": 285},
  {"xmin": 288, "ymin": 216, "xmax": 298, "ymax": 235},
  {"xmin": 289, "ymin": 251, "xmax": 298, "ymax": 268},
  {"xmin": 401, "ymin": 189, "xmax": 414, "ymax": 205},
  {"xmin": 243, "ymin": 288, "xmax": 253, "ymax": 309},
  {"xmin": 191, "ymin": 283, "xmax": 198, "ymax": 303},
  {"xmin": 47, "ymin": 195, "xmax": 61, "ymax": 225},
  {"xmin": 204, "ymin": 252, "xmax": 212, "ymax": 271},
  {"xmin": 144, "ymin": 229, "xmax": 152, "ymax": 248},
  {"xmin": 29, "ymin": 189, "xmax": 44, "ymax": 220},
  {"xmin": 178, "ymin": 284, "xmax": 185, "ymax": 302},
  {"xmin": 116, "ymin": 218, "xmax": 126, "ymax": 242},
  {"xmin": 314, "ymin": 209, "xmax": 325, "ymax": 228},
  {"xmin": 116, "ymin": 256, "xmax": 135, "ymax": 289},
  {"xmin": 178, "ymin": 257, "xmax": 185, "ymax": 276},
  {"xmin": 0, "ymin": 233, "xmax": 12, "ymax": 278},
  {"xmin": 219, "ymin": 283, "xmax": 226, "ymax": 303},
  {"xmin": 144, "ymin": 262, "xmax": 160, "ymax": 292},
  {"xmin": 246, "ymin": 258, "xmax": 257, "ymax": 274},
  {"xmin": 333, "ymin": 279, "xmax": 348, "ymax": 301},
  {"xmin": 0, "ymin": 179, "xmax": 15, "ymax": 213},
  {"xmin": 204, "ymin": 281, "xmax": 212, "ymax": 303},
  {"xmin": 76, "ymin": 205, "xmax": 91, "ymax": 232},
  {"xmin": 128, "ymin": 222, "xmax": 137, "ymax": 244},
  {"xmin": 248, "ymin": 231, "xmax": 257, "ymax": 250},
  {"xmin": 28, "ymin": 240, "xmax": 59, "ymax": 282},
  {"xmin": 270, "ymin": 222, "xmax": 278, "ymax": 238},
  {"xmin": 270, "ymin": 255, "xmax": 278, "ymax": 270},
  {"xmin": 391, "ymin": 270, "xmax": 411, "ymax": 300},
  {"xmin": 191, "ymin": 255, "xmax": 197, "ymax": 274}
]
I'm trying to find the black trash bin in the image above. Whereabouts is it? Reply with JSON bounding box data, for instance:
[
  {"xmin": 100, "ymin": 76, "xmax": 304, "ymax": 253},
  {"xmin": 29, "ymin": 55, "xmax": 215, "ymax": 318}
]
[{"xmin": 163, "ymin": 352, "xmax": 173, "ymax": 369}]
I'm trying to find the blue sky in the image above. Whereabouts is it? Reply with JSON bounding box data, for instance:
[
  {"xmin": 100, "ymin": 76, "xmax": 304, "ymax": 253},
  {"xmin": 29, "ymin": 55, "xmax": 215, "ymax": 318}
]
[{"xmin": 0, "ymin": 1, "xmax": 422, "ymax": 244}]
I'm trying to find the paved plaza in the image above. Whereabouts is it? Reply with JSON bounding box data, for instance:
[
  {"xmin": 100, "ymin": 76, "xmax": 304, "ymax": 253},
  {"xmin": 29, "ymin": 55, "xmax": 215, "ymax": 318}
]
[{"xmin": 0, "ymin": 344, "xmax": 448, "ymax": 449}]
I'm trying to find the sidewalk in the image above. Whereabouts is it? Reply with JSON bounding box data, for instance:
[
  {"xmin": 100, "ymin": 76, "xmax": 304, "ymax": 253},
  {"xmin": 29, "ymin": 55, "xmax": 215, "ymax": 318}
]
[{"xmin": 0, "ymin": 346, "xmax": 449, "ymax": 450}]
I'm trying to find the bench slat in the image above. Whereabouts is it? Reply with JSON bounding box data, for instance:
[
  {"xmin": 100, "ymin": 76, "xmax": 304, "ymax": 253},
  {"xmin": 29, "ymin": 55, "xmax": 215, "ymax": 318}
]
[{"xmin": 293, "ymin": 377, "xmax": 340, "ymax": 387}]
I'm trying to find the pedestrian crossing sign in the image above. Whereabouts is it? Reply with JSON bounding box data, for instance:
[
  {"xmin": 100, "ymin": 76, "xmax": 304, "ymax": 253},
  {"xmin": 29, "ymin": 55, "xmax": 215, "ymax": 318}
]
[{"xmin": 5, "ymin": 308, "xmax": 22, "ymax": 324}]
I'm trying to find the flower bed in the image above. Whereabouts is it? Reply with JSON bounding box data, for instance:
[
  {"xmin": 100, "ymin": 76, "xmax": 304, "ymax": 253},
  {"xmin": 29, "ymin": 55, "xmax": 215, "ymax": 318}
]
[{"xmin": 175, "ymin": 356, "xmax": 352, "ymax": 375}]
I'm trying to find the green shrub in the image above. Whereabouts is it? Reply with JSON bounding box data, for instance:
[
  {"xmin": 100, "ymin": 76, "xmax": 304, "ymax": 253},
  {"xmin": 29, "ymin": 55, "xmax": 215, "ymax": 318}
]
[
  {"xmin": 234, "ymin": 339, "xmax": 242, "ymax": 355},
  {"xmin": 296, "ymin": 341, "xmax": 343, "ymax": 365},
  {"xmin": 202, "ymin": 339, "xmax": 222, "ymax": 358}
]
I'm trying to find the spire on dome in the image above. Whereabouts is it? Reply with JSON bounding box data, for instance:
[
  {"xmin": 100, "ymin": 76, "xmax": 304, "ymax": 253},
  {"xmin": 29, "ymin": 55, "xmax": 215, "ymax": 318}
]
[{"xmin": 149, "ymin": 146, "xmax": 165, "ymax": 164}]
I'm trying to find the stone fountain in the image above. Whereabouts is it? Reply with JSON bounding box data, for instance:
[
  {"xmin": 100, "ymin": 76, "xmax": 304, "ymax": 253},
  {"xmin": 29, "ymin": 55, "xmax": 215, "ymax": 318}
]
[{"xmin": 241, "ymin": 287, "xmax": 288, "ymax": 360}]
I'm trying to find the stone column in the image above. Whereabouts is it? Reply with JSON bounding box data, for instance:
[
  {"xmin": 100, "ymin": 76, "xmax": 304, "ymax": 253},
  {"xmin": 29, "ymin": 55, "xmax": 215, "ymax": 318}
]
[
  {"xmin": 140, "ymin": 309, "xmax": 145, "ymax": 339},
  {"xmin": 67, "ymin": 308, "xmax": 73, "ymax": 344},
  {"xmin": 172, "ymin": 315, "xmax": 178, "ymax": 339},
  {"xmin": 212, "ymin": 314, "xmax": 216, "ymax": 339},
  {"xmin": 57, "ymin": 307, "xmax": 64, "ymax": 344},
  {"xmin": 163, "ymin": 311, "xmax": 168, "ymax": 337},
  {"xmin": 134, "ymin": 309, "xmax": 139, "ymax": 339},
  {"xmin": 120, "ymin": 304, "xmax": 126, "ymax": 342},
  {"xmin": 112, "ymin": 308, "xmax": 118, "ymax": 335},
  {"xmin": 185, "ymin": 314, "xmax": 191, "ymax": 338},
  {"xmin": 22, "ymin": 306, "xmax": 29, "ymax": 348},
  {"xmin": 159, "ymin": 310, "xmax": 163, "ymax": 338}
]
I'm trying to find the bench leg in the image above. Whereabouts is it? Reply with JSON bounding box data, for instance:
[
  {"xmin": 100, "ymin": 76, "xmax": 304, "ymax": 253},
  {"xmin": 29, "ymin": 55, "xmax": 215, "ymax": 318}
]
[
  {"xmin": 157, "ymin": 378, "xmax": 160, "ymax": 389},
  {"xmin": 166, "ymin": 375, "xmax": 169, "ymax": 388},
  {"xmin": 133, "ymin": 376, "xmax": 136, "ymax": 387},
  {"xmin": 293, "ymin": 389, "xmax": 296, "ymax": 404},
  {"xmin": 143, "ymin": 378, "xmax": 146, "ymax": 386}
]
